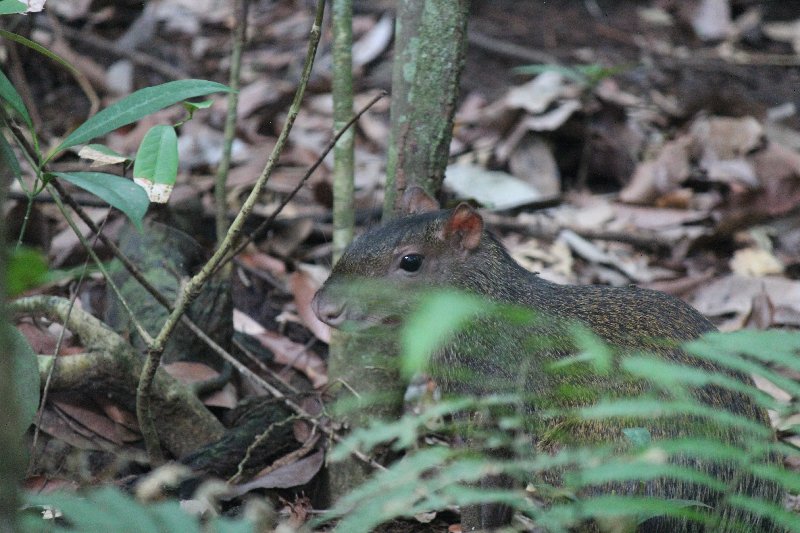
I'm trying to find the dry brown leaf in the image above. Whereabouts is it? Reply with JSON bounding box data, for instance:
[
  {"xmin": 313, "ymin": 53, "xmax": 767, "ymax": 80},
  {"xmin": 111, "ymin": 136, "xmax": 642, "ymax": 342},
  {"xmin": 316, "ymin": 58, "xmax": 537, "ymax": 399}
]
[
  {"xmin": 237, "ymin": 250, "xmax": 287, "ymax": 277},
  {"xmin": 619, "ymin": 135, "xmax": 692, "ymax": 204},
  {"xmin": 163, "ymin": 362, "xmax": 238, "ymax": 409},
  {"xmin": 37, "ymin": 402, "xmax": 115, "ymax": 451},
  {"xmin": 729, "ymin": 247, "xmax": 784, "ymax": 277},
  {"xmin": 692, "ymin": 115, "xmax": 763, "ymax": 160},
  {"xmin": 54, "ymin": 399, "xmax": 138, "ymax": 447},
  {"xmin": 233, "ymin": 310, "xmax": 328, "ymax": 388},
  {"xmin": 229, "ymin": 449, "xmax": 324, "ymax": 495},
  {"xmin": 291, "ymin": 266, "xmax": 331, "ymax": 344},
  {"xmin": 94, "ymin": 397, "xmax": 140, "ymax": 434},
  {"xmin": 504, "ymin": 71, "xmax": 564, "ymax": 114},
  {"xmin": 24, "ymin": 476, "xmax": 80, "ymax": 494},
  {"xmin": 352, "ymin": 14, "xmax": 393, "ymax": 67},
  {"xmin": 692, "ymin": 274, "xmax": 800, "ymax": 328},
  {"xmin": 750, "ymin": 143, "xmax": 800, "ymax": 216}
]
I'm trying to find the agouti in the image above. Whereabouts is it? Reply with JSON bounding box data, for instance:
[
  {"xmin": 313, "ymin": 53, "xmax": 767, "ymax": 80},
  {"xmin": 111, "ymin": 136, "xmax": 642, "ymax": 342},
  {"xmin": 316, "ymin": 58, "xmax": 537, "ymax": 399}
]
[{"xmin": 312, "ymin": 187, "xmax": 782, "ymax": 532}]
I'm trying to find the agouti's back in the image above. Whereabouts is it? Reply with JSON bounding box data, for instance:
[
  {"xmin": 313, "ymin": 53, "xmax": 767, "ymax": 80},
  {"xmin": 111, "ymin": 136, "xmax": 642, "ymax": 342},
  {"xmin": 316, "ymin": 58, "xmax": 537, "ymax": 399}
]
[{"xmin": 312, "ymin": 187, "xmax": 782, "ymax": 532}]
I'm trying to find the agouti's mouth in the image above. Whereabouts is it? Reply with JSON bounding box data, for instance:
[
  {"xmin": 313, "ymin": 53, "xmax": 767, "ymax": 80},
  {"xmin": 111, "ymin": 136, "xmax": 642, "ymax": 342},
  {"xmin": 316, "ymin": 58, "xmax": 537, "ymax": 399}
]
[{"xmin": 381, "ymin": 315, "xmax": 402, "ymax": 327}]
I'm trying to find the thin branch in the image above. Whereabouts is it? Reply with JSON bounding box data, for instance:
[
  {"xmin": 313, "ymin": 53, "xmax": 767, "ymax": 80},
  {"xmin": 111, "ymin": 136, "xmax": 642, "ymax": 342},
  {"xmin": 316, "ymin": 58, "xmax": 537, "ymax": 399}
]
[
  {"xmin": 47, "ymin": 185, "xmax": 153, "ymax": 345},
  {"xmin": 215, "ymin": 0, "xmax": 249, "ymax": 245},
  {"xmin": 29, "ymin": 215, "xmax": 108, "ymax": 472},
  {"xmin": 136, "ymin": 0, "xmax": 328, "ymax": 465},
  {"xmin": 215, "ymin": 90, "xmax": 387, "ymax": 275}
]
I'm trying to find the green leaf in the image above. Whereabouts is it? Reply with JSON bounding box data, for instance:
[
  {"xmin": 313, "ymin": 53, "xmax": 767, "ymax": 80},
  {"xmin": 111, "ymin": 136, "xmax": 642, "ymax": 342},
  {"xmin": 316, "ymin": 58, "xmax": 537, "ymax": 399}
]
[
  {"xmin": 622, "ymin": 427, "xmax": 651, "ymax": 447},
  {"xmin": 49, "ymin": 79, "xmax": 231, "ymax": 159},
  {"xmin": 0, "ymin": 1, "xmax": 26, "ymax": 16},
  {"xmin": 8, "ymin": 325, "xmax": 40, "ymax": 435},
  {"xmin": 0, "ymin": 29, "xmax": 78, "ymax": 76},
  {"xmin": 182, "ymin": 98, "xmax": 214, "ymax": 120},
  {"xmin": 0, "ymin": 128, "xmax": 22, "ymax": 180},
  {"xmin": 0, "ymin": 67, "xmax": 32, "ymax": 127},
  {"xmin": 132, "ymin": 125, "xmax": 178, "ymax": 203},
  {"xmin": 7, "ymin": 247, "xmax": 49, "ymax": 296},
  {"xmin": 54, "ymin": 172, "xmax": 149, "ymax": 231},
  {"xmin": 400, "ymin": 290, "xmax": 488, "ymax": 377},
  {"xmin": 27, "ymin": 487, "xmax": 202, "ymax": 533}
]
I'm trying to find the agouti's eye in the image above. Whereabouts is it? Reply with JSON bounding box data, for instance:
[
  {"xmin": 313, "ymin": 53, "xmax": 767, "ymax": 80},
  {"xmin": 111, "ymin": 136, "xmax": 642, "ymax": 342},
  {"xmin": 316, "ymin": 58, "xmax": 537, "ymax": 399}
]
[{"xmin": 399, "ymin": 254, "xmax": 423, "ymax": 272}]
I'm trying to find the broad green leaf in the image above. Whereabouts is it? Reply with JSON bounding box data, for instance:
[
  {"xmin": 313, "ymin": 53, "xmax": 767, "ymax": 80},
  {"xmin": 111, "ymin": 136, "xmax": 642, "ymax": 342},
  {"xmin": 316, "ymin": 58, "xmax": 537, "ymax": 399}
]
[
  {"xmin": 8, "ymin": 325, "xmax": 40, "ymax": 435},
  {"xmin": 0, "ymin": 67, "xmax": 32, "ymax": 127},
  {"xmin": 54, "ymin": 172, "xmax": 149, "ymax": 231},
  {"xmin": 49, "ymin": 79, "xmax": 231, "ymax": 159},
  {"xmin": 132, "ymin": 125, "xmax": 178, "ymax": 203},
  {"xmin": 0, "ymin": 1, "xmax": 26, "ymax": 16},
  {"xmin": 0, "ymin": 29, "xmax": 78, "ymax": 76},
  {"xmin": 7, "ymin": 247, "xmax": 48, "ymax": 296}
]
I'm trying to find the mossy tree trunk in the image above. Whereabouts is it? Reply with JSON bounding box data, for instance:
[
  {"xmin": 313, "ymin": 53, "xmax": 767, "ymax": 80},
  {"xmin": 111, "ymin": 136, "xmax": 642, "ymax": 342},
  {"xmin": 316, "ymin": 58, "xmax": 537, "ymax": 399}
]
[
  {"xmin": 383, "ymin": 0, "xmax": 470, "ymax": 216},
  {"xmin": 323, "ymin": 0, "xmax": 470, "ymax": 504}
]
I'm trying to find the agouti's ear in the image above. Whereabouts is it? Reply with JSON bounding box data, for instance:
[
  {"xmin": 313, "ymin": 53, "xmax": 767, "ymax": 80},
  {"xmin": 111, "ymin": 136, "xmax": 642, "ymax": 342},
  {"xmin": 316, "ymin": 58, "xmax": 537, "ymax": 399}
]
[
  {"xmin": 400, "ymin": 186, "xmax": 439, "ymax": 214},
  {"xmin": 443, "ymin": 203, "xmax": 483, "ymax": 251}
]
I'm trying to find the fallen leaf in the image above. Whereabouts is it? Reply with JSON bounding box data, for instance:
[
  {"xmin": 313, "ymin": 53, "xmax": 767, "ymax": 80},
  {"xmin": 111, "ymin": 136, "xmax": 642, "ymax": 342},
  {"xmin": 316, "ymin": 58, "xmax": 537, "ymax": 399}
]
[
  {"xmin": 233, "ymin": 309, "xmax": 328, "ymax": 388},
  {"xmin": 353, "ymin": 14, "xmax": 393, "ymax": 67},
  {"xmin": 729, "ymin": 247, "xmax": 784, "ymax": 277},
  {"xmin": 444, "ymin": 163, "xmax": 544, "ymax": 210},
  {"xmin": 692, "ymin": 274, "xmax": 800, "ymax": 327},
  {"xmin": 228, "ymin": 449, "xmax": 324, "ymax": 495},
  {"xmin": 504, "ymin": 71, "xmax": 565, "ymax": 114},
  {"xmin": 163, "ymin": 362, "xmax": 238, "ymax": 409},
  {"xmin": 291, "ymin": 265, "xmax": 331, "ymax": 344}
]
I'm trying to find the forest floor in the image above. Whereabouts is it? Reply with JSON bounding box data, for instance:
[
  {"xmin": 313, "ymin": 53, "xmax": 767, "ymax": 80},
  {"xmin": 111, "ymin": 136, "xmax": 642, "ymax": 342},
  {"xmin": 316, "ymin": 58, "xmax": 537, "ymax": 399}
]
[{"xmin": 8, "ymin": 0, "xmax": 800, "ymax": 531}]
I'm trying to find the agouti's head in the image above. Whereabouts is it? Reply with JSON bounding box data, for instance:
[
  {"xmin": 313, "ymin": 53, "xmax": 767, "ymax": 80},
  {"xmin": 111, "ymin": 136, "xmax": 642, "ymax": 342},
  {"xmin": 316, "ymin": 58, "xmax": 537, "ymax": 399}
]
[{"xmin": 312, "ymin": 187, "xmax": 486, "ymax": 329}]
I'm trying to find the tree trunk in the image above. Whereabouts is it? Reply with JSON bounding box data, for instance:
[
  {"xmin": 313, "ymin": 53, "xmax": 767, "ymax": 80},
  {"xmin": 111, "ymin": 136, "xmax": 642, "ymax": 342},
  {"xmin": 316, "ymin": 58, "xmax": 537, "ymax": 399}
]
[
  {"xmin": 383, "ymin": 0, "xmax": 470, "ymax": 216},
  {"xmin": 322, "ymin": 0, "xmax": 471, "ymax": 506}
]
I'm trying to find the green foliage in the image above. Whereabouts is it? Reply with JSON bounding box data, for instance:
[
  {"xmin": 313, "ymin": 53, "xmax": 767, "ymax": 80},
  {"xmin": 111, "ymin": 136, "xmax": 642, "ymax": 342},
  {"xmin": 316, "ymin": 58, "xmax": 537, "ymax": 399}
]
[
  {"xmin": 0, "ymin": 1, "xmax": 27, "ymax": 16},
  {"xmin": 52, "ymin": 172, "xmax": 149, "ymax": 231},
  {"xmin": 132, "ymin": 124, "xmax": 179, "ymax": 203},
  {"xmin": 512, "ymin": 63, "xmax": 629, "ymax": 88},
  {"xmin": 400, "ymin": 291, "xmax": 490, "ymax": 377},
  {"xmin": 7, "ymin": 324, "xmax": 40, "ymax": 435},
  {"xmin": 47, "ymin": 79, "xmax": 230, "ymax": 160},
  {"xmin": 0, "ymin": 67, "xmax": 32, "ymax": 127},
  {"xmin": 23, "ymin": 487, "xmax": 254, "ymax": 533},
  {"xmin": 0, "ymin": 29, "xmax": 79, "ymax": 76},
  {"xmin": 7, "ymin": 246, "xmax": 49, "ymax": 296},
  {"xmin": 322, "ymin": 291, "xmax": 800, "ymax": 532}
]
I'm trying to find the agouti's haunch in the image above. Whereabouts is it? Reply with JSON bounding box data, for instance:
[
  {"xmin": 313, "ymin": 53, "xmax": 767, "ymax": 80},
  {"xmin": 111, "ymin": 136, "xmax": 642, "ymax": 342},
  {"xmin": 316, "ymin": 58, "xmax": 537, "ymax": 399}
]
[{"xmin": 312, "ymin": 187, "xmax": 782, "ymax": 532}]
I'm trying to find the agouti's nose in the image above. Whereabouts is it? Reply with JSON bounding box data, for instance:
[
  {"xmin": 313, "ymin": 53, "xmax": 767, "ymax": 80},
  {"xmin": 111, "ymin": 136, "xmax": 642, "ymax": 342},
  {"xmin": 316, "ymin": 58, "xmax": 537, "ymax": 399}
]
[{"xmin": 311, "ymin": 290, "xmax": 345, "ymax": 327}]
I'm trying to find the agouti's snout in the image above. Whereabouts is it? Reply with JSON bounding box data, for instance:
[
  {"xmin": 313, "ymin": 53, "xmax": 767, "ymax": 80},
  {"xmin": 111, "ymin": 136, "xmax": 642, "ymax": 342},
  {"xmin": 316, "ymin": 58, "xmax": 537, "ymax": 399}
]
[{"xmin": 311, "ymin": 290, "xmax": 346, "ymax": 327}]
